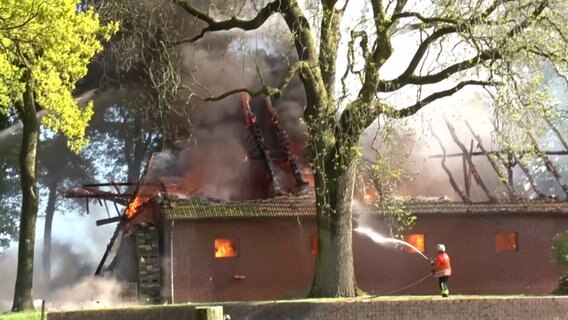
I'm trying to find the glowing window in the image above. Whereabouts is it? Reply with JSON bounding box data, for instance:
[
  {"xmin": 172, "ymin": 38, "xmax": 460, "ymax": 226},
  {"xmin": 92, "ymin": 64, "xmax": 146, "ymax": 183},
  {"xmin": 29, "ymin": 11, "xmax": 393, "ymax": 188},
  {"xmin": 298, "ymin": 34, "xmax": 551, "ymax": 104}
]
[
  {"xmin": 496, "ymin": 232, "xmax": 518, "ymax": 252},
  {"xmin": 403, "ymin": 234, "xmax": 425, "ymax": 253},
  {"xmin": 310, "ymin": 235, "xmax": 318, "ymax": 255},
  {"xmin": 215, "ymin": 239, "xmax": 238, "ymax": 258}
]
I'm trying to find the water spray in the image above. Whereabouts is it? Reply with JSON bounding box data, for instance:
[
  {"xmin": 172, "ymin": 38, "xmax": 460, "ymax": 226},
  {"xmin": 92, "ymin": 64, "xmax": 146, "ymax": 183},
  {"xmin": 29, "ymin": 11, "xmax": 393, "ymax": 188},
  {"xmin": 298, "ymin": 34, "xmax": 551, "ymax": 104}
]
[
  {"xmin": 354, "ymin": 227, "xmax": 430, "ymax": 261},
  {"xmin": 354, "ymin": 226, "xmax": 434, "ymax": 295}
]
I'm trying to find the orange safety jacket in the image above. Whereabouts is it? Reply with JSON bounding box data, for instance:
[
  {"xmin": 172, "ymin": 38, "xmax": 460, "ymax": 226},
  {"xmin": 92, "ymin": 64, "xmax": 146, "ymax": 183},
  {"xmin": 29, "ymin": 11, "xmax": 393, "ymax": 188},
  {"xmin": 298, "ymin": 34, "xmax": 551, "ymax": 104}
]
[{"xmin": 432, "ymin": 252, "xmax": 452, "ymax": 278}]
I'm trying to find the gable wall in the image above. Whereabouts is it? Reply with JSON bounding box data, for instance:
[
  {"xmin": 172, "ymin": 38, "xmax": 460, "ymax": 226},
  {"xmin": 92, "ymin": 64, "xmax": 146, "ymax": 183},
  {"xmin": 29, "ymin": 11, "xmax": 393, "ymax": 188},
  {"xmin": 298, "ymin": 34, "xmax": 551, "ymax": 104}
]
[
  {"xmin": 162, "ymin": 212, "xmax": 568, "ymax": 302},
  {"xmin": 355, "ymin": 213, "xmax": 567, "ymax": 295},
  {"xmin": 164, "ymin": 217, "xmax": 317, "ymax": 302}
]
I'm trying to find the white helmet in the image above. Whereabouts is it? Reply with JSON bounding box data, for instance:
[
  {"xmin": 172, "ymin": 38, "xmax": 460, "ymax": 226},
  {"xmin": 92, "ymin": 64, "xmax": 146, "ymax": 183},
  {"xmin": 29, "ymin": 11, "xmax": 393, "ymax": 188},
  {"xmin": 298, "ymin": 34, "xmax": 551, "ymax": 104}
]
[{"xmin": 436, "ymin": 243, "xmax": 446, "ymax": 252}]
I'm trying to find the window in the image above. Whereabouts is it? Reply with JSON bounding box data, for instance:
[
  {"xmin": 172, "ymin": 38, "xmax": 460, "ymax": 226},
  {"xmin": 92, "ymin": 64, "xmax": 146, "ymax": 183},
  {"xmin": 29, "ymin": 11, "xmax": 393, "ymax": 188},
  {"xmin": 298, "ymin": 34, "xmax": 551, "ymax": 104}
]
[
  {"xmin": 215, "ymin": 239, "xmax": 238, "ymax": 258},
  {"xmin": 310, "ymin": 234, "xmax": 318, "ymax": 255},
  {"xmin": 495, "ymin": 232, "xmax": 518, "ymax": 252},
  {"xmin": 403, "ymin": 234, "xmax": 425, "ymax": 253}
]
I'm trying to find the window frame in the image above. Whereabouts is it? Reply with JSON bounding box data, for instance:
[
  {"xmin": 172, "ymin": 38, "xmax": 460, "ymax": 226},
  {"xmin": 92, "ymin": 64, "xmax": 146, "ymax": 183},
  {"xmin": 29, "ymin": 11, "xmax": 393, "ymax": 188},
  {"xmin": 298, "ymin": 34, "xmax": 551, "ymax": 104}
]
[
  {"xmin": 310, "ymin": 234, "xmax": 318, "ymax": 255},
  {"xmin": 403, "ymin": 233, "xmax": 426, "ymax": 254},
  {"xmin": 214, "ymin": 238, "xmax": 239, "ymax": 258},
  {"xmin": 495, "ymin": 232, "xmax": 519, "ymax": 253}
]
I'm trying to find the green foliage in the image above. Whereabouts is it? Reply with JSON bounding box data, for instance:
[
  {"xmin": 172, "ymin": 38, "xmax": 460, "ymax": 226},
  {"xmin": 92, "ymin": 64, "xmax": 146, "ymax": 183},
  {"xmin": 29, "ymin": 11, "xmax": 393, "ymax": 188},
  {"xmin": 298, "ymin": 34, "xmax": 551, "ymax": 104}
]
[
  {"xmin": 360, "ymin": 118, "xmax": 417, "ymax": 235},
  {"xmin": 552, "ymin": 232, "xmax": 568, "ymax": 271},
  {"xmin": 94, "ymin": 0, "xmax": 181, "ymax": 141},
  {"xmin": 0, "ymin": 312, "xmax": 39, "ymax": 320},
  {"xmin": 0, "ymin": 0, "xmax": 118, "ymax": 151},
  {"xmin": 552, "ymin": 232, "xmax": 568, "ymax": 294}
]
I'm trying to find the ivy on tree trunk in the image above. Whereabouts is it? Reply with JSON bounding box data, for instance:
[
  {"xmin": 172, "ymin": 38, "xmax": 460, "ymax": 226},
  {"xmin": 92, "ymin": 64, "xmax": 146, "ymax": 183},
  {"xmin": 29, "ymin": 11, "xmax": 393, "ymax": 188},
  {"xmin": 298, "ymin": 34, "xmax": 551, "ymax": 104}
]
[{"xmin": 12, "ymin": 82, "xmax": 39, "ymax": 312}]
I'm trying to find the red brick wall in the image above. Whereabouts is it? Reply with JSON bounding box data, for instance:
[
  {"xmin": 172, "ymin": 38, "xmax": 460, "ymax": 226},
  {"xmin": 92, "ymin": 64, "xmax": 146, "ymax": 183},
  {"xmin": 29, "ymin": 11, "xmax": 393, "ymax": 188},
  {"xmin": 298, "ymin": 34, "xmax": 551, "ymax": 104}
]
[
  {"xmin": 164, "ymin": 217, "xmax": 317, "ymax": 302},
  {"xmin": 355, "ymin": 213, "xmax": 567, "ymax": 295},
  {"xmin": 163, "ymin": 213, "xmax": 567, "ymax": 302}
]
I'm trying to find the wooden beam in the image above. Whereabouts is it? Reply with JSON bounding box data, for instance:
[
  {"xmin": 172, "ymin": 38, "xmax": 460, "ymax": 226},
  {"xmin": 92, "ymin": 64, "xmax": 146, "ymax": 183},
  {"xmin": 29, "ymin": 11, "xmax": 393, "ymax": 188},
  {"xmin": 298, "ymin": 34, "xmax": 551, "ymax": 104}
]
[
  {"xmin": 96, "ymin": 216, "xmax": 122, "ymax": 226},
  {"xmin": 265, "ymin": 96, "xmax": 308, "ymax": 193},
  {"xmin": 445, "ymin": 118, "xmax": 496, "ymax": 201},
  {"xmin": 241, "ymin": 94, "xmax": 283, "ymax": 195},
  {"xmin": 528, "ymin": 132, "xmax": 568, "ymax": 196},
  {"xmin": 429, "ymin": 150, "xmax": 568, "ymax": 158},
  {"xmin": 465, "ymin": 121, "xmax": 517, "ymax": 200},
  {"xmin": 429, "ymin": 123, "xmax": 469, "ymax": 202}
]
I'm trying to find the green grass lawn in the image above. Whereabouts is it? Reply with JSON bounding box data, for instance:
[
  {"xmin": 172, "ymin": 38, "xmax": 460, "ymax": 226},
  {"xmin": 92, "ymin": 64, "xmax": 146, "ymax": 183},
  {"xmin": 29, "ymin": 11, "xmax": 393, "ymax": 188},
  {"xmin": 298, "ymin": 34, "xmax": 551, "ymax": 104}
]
[{"xmin": 0, "ymin": 312, "xmax": 41, "ymax": 320}]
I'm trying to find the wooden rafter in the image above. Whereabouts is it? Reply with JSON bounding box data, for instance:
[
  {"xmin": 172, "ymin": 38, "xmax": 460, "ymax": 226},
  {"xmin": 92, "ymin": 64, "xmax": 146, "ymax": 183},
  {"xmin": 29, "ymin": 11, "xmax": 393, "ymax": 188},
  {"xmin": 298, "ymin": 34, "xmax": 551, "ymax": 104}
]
[
  {"xmin": 465, "ymin": 121, "xmax": 517, "ymax": 200},
  {"xmin": 429, "ymin": 122, "xmax": 470, "ymax": 202},
  {"xmin": 445, "ymin": 118, "xmax": 496, "ymax": 201},
  {"xmin": 264, "ymin": 96, "xmax": 308, "ymax": 193},
  {"xmin": 527, "ymin": 132, "xmax": 568, "ymax": 196},
  {"xmin": 241, "ymin": 94, "xmax": 283, "ymax": 195}
]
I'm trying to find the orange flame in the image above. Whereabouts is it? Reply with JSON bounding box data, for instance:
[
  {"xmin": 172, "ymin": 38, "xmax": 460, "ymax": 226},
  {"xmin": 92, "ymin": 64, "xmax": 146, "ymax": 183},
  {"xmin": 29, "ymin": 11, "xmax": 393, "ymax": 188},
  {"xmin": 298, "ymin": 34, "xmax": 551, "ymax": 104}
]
[
  {"xmin": 403, "ymin": 234, "xmax": 425, "ymax": 253},
  {"xmin": 126, "ymin": 196, "xmax": 144, "ymax": 219},
  {"xmin": 215, "ymin": 239, "xmax": 238, "ymax": 258},
  {"xmin": 363, "ymin": 190, "xmax": 379, "ymax": 205}
]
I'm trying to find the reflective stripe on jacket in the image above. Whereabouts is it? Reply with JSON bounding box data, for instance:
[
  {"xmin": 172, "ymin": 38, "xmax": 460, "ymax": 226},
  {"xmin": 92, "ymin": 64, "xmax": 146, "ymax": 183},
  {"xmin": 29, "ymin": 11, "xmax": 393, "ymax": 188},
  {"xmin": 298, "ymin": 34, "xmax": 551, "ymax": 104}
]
[{"xmin": 432, "ymin": 252, "xmax": 451, "ymax": 278}]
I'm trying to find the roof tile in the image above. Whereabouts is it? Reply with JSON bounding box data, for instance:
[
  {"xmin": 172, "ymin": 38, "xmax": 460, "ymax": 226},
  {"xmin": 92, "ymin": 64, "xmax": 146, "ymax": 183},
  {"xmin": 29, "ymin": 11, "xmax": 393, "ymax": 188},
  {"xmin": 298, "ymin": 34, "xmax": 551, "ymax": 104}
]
[
  {"xmin": 161, "ymin": 194, "xmax": 316, "ymax": 220},
  {"xmin": 160, "ymin": 195, "xmax": 568, "ymax": 220}
]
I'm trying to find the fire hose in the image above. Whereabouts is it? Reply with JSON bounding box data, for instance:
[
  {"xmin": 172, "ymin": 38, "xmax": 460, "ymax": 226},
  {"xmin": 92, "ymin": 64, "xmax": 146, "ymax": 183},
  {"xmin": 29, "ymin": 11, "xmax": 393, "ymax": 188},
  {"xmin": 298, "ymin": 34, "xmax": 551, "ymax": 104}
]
[{"xmin": 375, "ymin": 272, "xmax": 434, "ymax": 296}]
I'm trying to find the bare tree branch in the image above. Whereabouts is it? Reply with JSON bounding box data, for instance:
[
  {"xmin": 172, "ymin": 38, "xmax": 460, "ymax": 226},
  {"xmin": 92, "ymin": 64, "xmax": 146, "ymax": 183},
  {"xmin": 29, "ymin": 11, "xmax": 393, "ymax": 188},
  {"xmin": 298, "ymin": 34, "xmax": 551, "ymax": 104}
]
[
  {"xmin": 392, "ymin": 0, "xmax": 409, "ymax": 16},
  {"xmin": 182, "ymin": 60, "xmax": 308, "ymax": 102},
  {"xmin": 380, "ymin": 0, "xmax": 548, "ymax": 93},
  {"xmin": 379, "ymin": 26, "xmax": 459, "ymax": 90},
  {"xmin": 379, "ymin": 49, "xmax": 502, "ymax": 92},
  {"xmin": 174, "ymin": 0, "xmax": 282, "ymax": 43},
  {"xmin": 385, "ymin": 80, "xmax": 498, "ymax": 119},
  {"xmin": 389, "ymin": 12, "xmax": 459, "ymax": 26},
  {"xmin": 319, "ymin": 1, "xmax": 343, "ymax": 96}
]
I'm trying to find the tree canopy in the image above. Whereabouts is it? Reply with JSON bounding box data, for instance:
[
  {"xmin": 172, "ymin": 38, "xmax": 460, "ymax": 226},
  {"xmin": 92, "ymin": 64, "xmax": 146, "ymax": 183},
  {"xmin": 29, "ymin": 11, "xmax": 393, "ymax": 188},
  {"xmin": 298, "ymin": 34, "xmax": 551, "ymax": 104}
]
[
  {"xmin": 0, "ymin": 0, "xmax": 117, "ymax": 311},
  {"xmin": 0, "ymin": 0, "xmax": 118, "ymax": 151}
]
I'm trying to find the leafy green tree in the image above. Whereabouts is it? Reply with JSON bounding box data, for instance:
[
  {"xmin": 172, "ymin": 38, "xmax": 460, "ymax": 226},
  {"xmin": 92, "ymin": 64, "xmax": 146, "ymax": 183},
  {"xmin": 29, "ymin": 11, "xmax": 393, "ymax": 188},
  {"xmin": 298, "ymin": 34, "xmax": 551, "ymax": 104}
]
[
  {"xmin": 170, "ymin": 0, "xmax": 568, "ymax": 298},
  {"xmin": 0, "ymin": 0, "xmax": 117, "ymax": 311}
]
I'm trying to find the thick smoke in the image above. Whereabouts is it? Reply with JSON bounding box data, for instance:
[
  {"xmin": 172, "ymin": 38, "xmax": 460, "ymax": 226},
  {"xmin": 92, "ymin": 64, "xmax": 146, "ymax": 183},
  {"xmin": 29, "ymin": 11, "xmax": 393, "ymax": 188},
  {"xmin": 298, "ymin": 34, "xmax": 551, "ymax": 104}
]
[
  {"xmin": 359, "ymin": 87, "xmax": 514, "ymax": 202},
  {"xmin": 124, "ymin": 11, "xmax": 311, "ymax": 201},
  {"xmin": 0, "ymin": 241, "xmax": 127, "ymax": 312}
]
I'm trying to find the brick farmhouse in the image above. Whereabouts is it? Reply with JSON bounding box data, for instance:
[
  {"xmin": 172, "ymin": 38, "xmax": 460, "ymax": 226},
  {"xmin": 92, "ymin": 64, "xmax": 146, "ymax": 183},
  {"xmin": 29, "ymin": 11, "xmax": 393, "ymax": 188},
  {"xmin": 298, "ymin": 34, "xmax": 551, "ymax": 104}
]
[{"xmin": 108, "ymin": 194, "xmax": 568, "ymax": 303}]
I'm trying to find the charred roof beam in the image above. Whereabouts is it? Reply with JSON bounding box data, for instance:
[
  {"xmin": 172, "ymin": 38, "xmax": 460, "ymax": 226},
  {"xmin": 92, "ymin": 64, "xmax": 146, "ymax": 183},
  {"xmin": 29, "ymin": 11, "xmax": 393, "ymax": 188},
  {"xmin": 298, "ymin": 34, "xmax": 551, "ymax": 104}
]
[
  {"xmin": 241, "ymin": 94, "xmax": 283, "ymax": 195},
  {"xmin": 445, "ymin": 118, "xmax": 497, "ymax": 202},
  {"xmin": 264, "ymin": 96, "xmax": 308, "ymax": 194}
]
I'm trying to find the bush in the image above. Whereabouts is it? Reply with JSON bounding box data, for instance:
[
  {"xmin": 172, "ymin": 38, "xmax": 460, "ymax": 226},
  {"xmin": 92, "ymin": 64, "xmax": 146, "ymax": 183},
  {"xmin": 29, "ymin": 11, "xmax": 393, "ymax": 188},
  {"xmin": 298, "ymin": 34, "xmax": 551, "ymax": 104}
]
[
  {"xmin": 552, "ymin": 232, "xmax": 568, "ymax": 294},
  {"xmin": 0, "ymin": 312, "xmax": 40, "ymax": 320},
  {"xmin": 552, "ymin": 232, "xmax": 568, "ymax": 270}
]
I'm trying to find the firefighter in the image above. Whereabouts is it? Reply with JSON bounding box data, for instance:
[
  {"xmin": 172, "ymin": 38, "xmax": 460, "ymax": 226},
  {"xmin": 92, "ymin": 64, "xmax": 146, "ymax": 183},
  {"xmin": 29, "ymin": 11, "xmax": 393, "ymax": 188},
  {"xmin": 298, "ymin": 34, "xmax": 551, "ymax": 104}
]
[{"xmin": 431, "ymin": 243, "xmax": 452, "ymax": 297}]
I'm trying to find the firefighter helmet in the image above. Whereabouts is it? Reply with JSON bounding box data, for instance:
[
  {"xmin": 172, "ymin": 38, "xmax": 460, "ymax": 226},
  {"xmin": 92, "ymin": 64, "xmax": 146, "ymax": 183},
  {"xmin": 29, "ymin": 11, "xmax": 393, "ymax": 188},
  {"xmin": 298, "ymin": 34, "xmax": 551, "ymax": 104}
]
[{"xmin": 436, "ymin": 243, "xmax": 446, "ymax": 252}]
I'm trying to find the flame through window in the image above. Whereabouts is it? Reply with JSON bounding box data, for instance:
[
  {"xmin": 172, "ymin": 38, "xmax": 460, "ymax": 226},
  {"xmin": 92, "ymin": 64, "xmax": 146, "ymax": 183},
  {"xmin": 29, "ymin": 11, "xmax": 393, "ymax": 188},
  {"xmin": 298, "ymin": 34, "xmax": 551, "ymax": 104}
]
[
  {"xmin": 215, "ymin": 239, "xmax": 238, "ymax": 258},
  {"xmin": 495, "ymin": 232, "xmax": 518, "ymax": 252},
  {"xmin": 403, "ymin": 234, "xmax": 425, "ymax": 253}
]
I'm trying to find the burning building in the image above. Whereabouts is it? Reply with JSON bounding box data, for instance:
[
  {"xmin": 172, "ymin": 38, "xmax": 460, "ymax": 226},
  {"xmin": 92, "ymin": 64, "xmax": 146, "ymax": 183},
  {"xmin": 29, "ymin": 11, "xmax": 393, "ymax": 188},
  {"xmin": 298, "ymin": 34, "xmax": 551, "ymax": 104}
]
[
  {"xmin": 67, "ymin": 93, "xmax": 568, "ymax": 304},
  {"xmin": 85, "ymin": 94, "xmax": 317, "ymax": 302}
]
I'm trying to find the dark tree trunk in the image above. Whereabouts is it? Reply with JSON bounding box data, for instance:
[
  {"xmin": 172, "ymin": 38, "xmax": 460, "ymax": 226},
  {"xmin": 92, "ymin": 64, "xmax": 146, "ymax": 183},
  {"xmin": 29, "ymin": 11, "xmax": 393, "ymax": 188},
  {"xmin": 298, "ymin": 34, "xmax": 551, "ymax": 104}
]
[
  {"xmin": 12, "ymin": 81, "xmax": 40, "ymax": 312},
  {"xmin": 125, "ymin": 111, "xmax": 144, "ymax": 183},
  {"xmin": 42, "ymin": 180, "xmax": 58, "ymax": 289},
  {"xmin": 309, "ymin": 158, "xmax": 359, "ymax": 297}
]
